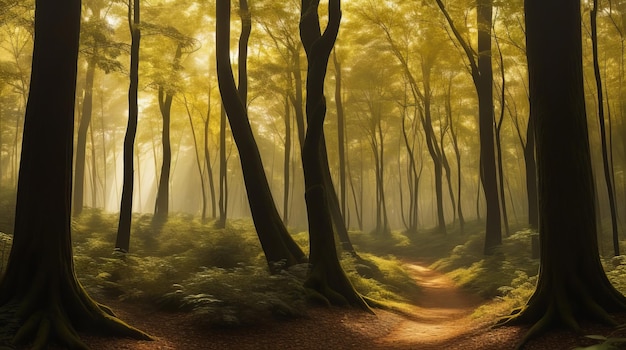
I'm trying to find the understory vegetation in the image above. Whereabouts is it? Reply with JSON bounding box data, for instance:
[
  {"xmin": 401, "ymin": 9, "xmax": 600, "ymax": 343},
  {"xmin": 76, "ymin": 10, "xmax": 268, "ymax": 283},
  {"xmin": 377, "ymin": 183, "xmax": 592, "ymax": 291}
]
[
  {"xmin": 3, "ymin": 202, "xmax": 626, "ymax": 331},
  {"xmin": 46, "ymin": 209, "xmax": 419, "ymax": 327}
]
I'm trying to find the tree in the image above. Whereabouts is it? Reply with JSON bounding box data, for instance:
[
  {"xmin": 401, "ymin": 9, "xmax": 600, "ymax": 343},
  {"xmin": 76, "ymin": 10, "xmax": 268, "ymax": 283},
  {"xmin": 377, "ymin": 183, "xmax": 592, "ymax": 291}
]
[
  {"xmin": 73, "ymin": 0, "xmax": 124, "ymax": 217},
  {"xmin": 591, "ymin": 0, "xmax": 620, "ymax": 256},
  {"xmin": 435, "ymin": 0, "xmax": 502, "ymax": 252},
  {"xmin": 215, "ymin": 0, "xmax": 306, "ymax": 271},
  {"xmin": 115, "ymin": 0, "xmax": 141, "ymax": 253},
  {"xmin": 498, "ymin": 0, "xmax": 626, "ymax": 347},
  {"xmin": 0, "ymin": 0, "xmax": 150, "ymax": 346},
  {"xmin": 299, "ymin": 0, "xmax": 370, "ymax": 310}
]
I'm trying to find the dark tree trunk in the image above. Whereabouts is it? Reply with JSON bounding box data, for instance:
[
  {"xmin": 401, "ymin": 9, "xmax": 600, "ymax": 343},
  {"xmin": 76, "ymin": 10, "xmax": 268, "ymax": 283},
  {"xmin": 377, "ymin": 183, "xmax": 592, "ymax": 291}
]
[
  {"xmin": 283, "ymin": 82, "xmax": 291, "ymax": 225},
  {"xmin": 216, "ymin": 0, "xmax": 306, "ymax": 271},
  {"xmin": 73, "ymin": 57, "xmax": 96, "ymax": 217},
  {"xmin": 445, "ymin": 79, "xmax": 465, "ymax": 233},
  {"xmin": 421, "ymin": 65, "xmax": 446, "ymax": 234},
  {"xmin": 435, "ymin": 0, "xmax": 501, "ymax": 251},
  {"xmin": 477, "ymin": 0, "xmax": 501, "ymax": 254},
  {"xmin": 204, "ymin": 95, "xmax": 217, "ymax": 219},
  {"xmin": 591, "ymin": 0, "xmax": 620, "ymax": 256},
  {"xmin": 495, "ymin": 33, "xmax": 510, "ymax": 236},
  {"xmin": 153, "ymin": 45, "xmax": 182, "ymax": 223},
  {"xmin": 299, "ymin": 0, "xmax": 370, "ymax": 311},
  {"xmin": 401, "ymin": 104, "xmax": 421, "ymax": 234},
  {"xmin": 0, "ymin": 0, "xmax": 150, "ymax": 346},
  {"xmin": 115, "ymin": 0, "xmax": 141, "ymax": 253},
  {"xmin": 525, "ymin": 111, "xmax": 538, "ymax": 229},
  {"xmin": 216, "ymin": 105, "xmax": 228, "ymax": 228},
  {"xmin": 499, "ymin": 1, "xmax": 626, "ymax": 347},
  {"xmin": 333, "ymin": 50, "xmax": 347, "ymax": 222}
]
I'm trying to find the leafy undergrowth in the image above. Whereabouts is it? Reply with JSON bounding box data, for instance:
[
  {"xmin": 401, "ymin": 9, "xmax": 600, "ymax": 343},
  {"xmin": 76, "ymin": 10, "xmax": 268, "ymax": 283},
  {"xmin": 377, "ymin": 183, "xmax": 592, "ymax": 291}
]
[
  {"xmin": 68, "ymin": 210, "xmax": 418, "ymax": 327},
  {"xmin": 426, "ymin": 228, "xmax": 540, "ymax": 322}
]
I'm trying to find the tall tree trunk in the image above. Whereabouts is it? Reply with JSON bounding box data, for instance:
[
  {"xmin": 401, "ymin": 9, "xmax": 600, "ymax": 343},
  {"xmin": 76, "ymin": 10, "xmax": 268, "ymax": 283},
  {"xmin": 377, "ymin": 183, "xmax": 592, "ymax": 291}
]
[
  {"xmin": 591, "ymin": 0, "xmax": 620, "ymax": 256},
  {"xmin": 0, "ymin": 0, "xmax": 151, "ymax": 346},
  {"xmin": 73, "ymin": 57, "xmax": 96, "ymax": 217},
  {"xmin": 299, "ymin": 0, "xmax": 370, "ymax": 310},
  {"xmin": 215, "ymin": 0, "xmax": 306, "ymax": 271},
  {"xmin": 525, "ymin": 111, "xmax": 538, "ymax": 229},
  {"xmin": 204, "ymin": 88, "xmax": 217, "ymax": 219},
  {"xmin": 477, "ymin": 0, "xmax": 501, "ymax": 254},
  {"xmin": 445, "ymin": 80, "xmax": 465, "ymax": 233},
  {"xmin": 333, "ymin": 50, "xmax": 347, "ymax": 221},
  {"xmin": 115, "ymin": 0, "xmax": 141, "ymax": 253},
  {"xmin": 436, "ymin": 0, "xmax": 501, "ymax": 252},
  {"xmin": 495, "ymin": 34, "xmax": 510, "ymax": 236},
  {"xmin": 153, "ymin": 45, "xmax": 182, "ymax": 223},
  {"xmin": 283, "ymin": 82, "xmax": 291, "ymax": 225},
  {"xmin": 499, "ymin": 1, "xmax": 626, "ymax": 348},
  {"xmin": 183, "ymin": 95, "xmax": 208, "ymax": 222},
  {"xmin": 216, "ymin": 105, "xmax": 228, "ymax": 228}
]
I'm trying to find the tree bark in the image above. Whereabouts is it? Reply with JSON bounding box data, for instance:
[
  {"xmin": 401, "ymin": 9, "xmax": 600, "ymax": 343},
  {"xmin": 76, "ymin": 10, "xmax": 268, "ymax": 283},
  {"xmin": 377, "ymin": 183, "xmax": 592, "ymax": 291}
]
[
  {"xmin": 499, "ymin": 1, "xmax": 626, "ymax": 347},
  {"xmin": 73, "ymin": 57, "xmax": 96, "ymax": 217},
  {"xmin": 333, "ymin": 50, "xmax": 347, "ymax": 222},
  {"xmin": 204, "ymin": 91, "xmax": 217, "ymax": 219},
  {"xmin": 216, "ymin": 105, "xmax": 228, "ymax": 228},
  {"xmin": 0, "ymin": 0, "xmax": 151, "ymax": 346},
  {"xmin": 115, "ymin": 0, "xmax": 141, "ymax": 253},
  {"xmin": 476, "ymin": 0, "xmax": 501, "ymax": 254},
  {"xmin": 299, "ymin": 0, "xmax": 371, "ymax": 311},
  {"xmin": 153, "ymin": 45, "xmax": 182, "ymax": 223},
  {"xmin": 591, "ymin": 0, "xmax": 620, "ymax": 256},
  {"xmin": 435, "ymin": 0, "xmax": 501, "ymax": 252},
  {"xmin": 215, "ymin": 0, "xmax": 306, "ymax": 271}
]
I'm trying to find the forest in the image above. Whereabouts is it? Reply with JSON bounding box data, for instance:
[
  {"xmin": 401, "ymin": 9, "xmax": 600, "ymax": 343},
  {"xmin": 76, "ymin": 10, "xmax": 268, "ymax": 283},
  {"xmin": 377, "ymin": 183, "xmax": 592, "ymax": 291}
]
[{"xmin": 1, "ymin": 0, "xmax": 626, "ymax": 349}]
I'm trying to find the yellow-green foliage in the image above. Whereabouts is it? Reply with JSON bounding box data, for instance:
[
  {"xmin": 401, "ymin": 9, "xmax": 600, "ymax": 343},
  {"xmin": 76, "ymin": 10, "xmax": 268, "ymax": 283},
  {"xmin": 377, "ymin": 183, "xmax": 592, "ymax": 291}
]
[
  {"xmin": 342, "ymin": 253, "xmax": 420, "ymax": 304},
  {"xmin": 159, "ymin": 264, "xmax": 308, "ymax": 327},
  {"xmin": 432, "ymin": 229, "xmax": 539, "ymax": 299},
  {"xmin": 603, "ymin": 255, "xmax": 626, "ymax": 295},
  {"xmin": 69, "ymin": 210, "xmax": 412, "ymax": 327}
]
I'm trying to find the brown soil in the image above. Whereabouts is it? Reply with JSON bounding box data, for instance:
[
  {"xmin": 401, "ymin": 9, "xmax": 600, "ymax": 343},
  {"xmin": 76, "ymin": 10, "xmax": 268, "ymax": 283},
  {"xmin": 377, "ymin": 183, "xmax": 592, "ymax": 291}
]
[{"xmin": 79, "ymin": 263, "xmax": 626, "ymax": 350}]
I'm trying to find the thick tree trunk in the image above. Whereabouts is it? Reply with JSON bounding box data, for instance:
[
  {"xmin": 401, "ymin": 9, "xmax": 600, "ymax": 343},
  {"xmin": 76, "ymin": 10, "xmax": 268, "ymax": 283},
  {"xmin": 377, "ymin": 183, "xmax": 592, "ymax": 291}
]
[
  {"xmin": 300, "ymin": 0, "xmax": 370, "ymax": 311},
  {"xmin": 115, "ymin": 0, "xmax": 141, "ymax": 253},
  {"xmin": 0, "ymin": 0, "xmax": 150, "ymax": 347},
  {"xmin": 216, "ymin": 0, "xmax": 306, "ymax": 271},
  {"xmin": 499, "ymin": 1, "xmax": 626, "ymax": 347}
]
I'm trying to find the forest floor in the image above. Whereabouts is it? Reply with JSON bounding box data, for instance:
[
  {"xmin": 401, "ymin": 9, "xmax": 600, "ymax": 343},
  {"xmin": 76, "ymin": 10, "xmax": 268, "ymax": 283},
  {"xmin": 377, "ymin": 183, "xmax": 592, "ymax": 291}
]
[{"xmin": 79, "ymin": 261, "xmax": 625, "ymax": 350}]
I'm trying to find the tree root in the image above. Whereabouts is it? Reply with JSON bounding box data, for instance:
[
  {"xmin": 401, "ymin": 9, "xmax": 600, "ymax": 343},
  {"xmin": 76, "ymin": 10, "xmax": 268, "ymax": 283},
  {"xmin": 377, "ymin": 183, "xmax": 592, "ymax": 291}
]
[
  {"xmin": 495, "ymin": 281, "xmax": 626, "ymax": 350},
  {"xmin": 304, "ymin": 262, "xmax": 374, "ymax": 314}
]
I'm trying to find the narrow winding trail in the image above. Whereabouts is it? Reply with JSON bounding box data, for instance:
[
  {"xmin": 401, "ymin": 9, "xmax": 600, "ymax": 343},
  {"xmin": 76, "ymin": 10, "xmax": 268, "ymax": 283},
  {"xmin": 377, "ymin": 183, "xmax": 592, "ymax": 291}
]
[
  {"xmin": 80, "ymin": 262, "xmax": 507, "ymax": 349},
  {"xmin": 374, "ymin": 262, "xmax": 486, "ymax": 349}
]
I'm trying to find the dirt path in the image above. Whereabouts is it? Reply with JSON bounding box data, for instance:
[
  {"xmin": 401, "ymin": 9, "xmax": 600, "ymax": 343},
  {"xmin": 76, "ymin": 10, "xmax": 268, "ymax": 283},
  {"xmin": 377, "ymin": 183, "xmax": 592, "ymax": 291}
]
[
  {"xmin": 373, "ymin": 262, "xmax": 486, "ymax": 349},
  {"xmin": 79, "ymin": 262, "xmax": 520, "ymax": 349}
]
